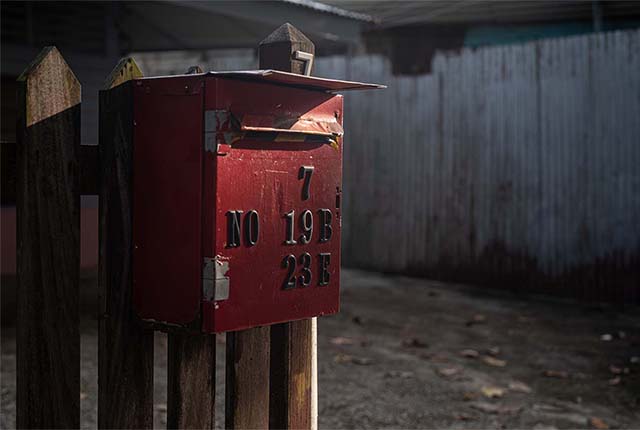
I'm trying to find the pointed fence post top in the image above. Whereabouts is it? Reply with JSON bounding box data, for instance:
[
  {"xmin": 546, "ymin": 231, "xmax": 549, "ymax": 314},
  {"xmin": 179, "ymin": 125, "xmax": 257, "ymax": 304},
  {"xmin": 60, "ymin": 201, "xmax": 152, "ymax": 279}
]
[
  {"xmin": 259, "ymin": 23, "xmax": 315, "ymax": 75},
  {"xmin": 18, "ymin": 46, "xmax": 80, "ymax": 127},
  {"xmin": 103, "ymin": 57, "xmax": 143, "ymax": 90}
]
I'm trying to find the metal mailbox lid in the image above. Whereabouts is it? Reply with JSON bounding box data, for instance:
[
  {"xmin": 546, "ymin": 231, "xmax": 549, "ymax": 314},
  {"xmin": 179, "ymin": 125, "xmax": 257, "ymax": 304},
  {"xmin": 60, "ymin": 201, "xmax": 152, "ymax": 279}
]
[
  {"xmin": 143, "ymin": 70, "xmax": 385, "ymax": 92},
  {"xmin": 207, "ymin": 70, "xmax": 385, "ymax": 92},
  {"xmin": 202, "ymin": 77, "xmax": 342, "ymax": 332}
]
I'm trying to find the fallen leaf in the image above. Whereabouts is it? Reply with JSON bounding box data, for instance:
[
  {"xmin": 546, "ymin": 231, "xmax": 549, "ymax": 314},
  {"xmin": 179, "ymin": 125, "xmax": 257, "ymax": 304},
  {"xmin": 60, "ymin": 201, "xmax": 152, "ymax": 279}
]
[
  {"xmin": 455, "ymin": 414, "xmax": 472, "ymax": 421},
  {"xmin": 482, "ymin": 356, "xmax": 507, "ymax": 367},
  {"xmin": 334, "ymin": 353, "xmax": 373, "ymax": 365},
  {"xmin": 334, "ymin": 353, "xmax": 353, "ymax": 363},
  {"xmin": 463, "ymin": 392, "xmax": 478, "ymax": 401},
  {"xmin": 437, "ymin": 367, "xmax": 460, "ymax": 377},
  {"xmin": 608, "ymin": 376, "xmax": 621, "ymax": 386},
  {"xmin": 481, "ymin": 386, "xmax": 505, "ymax": 398},
  {"xmin": 330, "ymin": 336, "xmax": 355, "ymax": 346},
  {"xmin": 542, "ymin": 370, "xmax": 568, "ymax": 378},
  {"xmin": 590, "ymin": 417, "xmax": 609, "ymax": 429},
  {"xmin": 487, "ymin": 346, "xmax": 501, "ymax": 356},
  {"xmin": 155, "ymin": 403, "xmax": 167, "ymax": 412},
  {"xmin": 384, "ymin": 370, "xmax": 414, "ymax": 379},
  {"xmin": 402, "ymin": 338, "xmax": 429, "ymax": 348},
  {"xmin": 466, "ymin": 314, "xmax": 487, "ymax": 327},
  {"xmin": 460, "ymin": 349, "xmax": 480, "ymax": 358},
  {"xmin": 508, "ymin": 381, "xmax": 532, "ymax": 393},
  {"xmin": 600, "ymin": 334, "xmax": 613, "ymax": 341},
  {"xmin": 80, "ymin": 392, "xmax": 88, "ymax": 400}
]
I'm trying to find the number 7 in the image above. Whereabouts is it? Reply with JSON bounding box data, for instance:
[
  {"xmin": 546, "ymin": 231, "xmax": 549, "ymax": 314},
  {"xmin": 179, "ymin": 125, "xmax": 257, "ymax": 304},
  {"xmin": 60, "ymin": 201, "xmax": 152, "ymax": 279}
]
[{"xmin": 299, "ymin": 166, "xmax": 314, "ymax": 201}]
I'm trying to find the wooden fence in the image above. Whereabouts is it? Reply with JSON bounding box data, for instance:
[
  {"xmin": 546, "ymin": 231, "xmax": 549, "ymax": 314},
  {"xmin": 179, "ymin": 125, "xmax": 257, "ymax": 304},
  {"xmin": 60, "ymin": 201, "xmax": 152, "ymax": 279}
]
[
  {"xmin": 315, "ymin": 29, "xmax": 640, "ymax": 303},
  {"xmin": 15, "ymin": 25, "xmax": 317, "ymax": 429}
]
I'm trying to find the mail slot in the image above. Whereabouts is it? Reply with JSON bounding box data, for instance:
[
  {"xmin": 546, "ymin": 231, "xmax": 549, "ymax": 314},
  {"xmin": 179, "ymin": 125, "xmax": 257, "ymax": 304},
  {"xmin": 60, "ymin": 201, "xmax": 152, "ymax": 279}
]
[{"xmin": 129, "ymin": 70, "xmax": 382, "ymax": 333}]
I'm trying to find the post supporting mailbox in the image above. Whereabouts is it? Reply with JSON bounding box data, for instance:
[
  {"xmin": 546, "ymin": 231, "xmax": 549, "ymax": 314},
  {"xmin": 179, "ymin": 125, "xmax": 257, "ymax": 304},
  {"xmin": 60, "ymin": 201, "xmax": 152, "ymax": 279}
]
[{"xmin": 99, "ymin": 22, "xmax": 382, "ymax": 430}]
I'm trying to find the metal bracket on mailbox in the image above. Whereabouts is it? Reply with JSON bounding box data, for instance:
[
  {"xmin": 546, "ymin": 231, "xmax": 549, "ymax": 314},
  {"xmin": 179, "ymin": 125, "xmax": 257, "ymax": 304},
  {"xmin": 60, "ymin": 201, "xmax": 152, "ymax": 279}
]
[
  {"xmin": 202, "ymin": 256, "xmax": 230, "ymax": 301},
  {"xmin": 294, "ymin": 50, "xmax": 314, "ymax": 76}
]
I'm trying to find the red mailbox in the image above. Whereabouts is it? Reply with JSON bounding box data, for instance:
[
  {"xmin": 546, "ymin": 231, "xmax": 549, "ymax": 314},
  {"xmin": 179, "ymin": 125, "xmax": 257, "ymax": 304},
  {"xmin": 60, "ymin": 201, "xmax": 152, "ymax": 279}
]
[{"xmin": 129, "ymin": 70, "xmax": 381, "ymax": 333}]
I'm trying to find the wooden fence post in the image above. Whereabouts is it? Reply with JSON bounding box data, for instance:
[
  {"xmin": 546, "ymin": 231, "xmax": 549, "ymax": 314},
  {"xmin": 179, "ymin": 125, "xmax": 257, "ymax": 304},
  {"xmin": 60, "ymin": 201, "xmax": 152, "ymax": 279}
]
[
  {"xmin": 16, "ymin": 45, "xmax": 81, "ymax": 430},
  {"xmin": 261, "ymin": 23, "xmax": 316, "ymax": 430},
  {"xmin": 166, "ymin": 64, "xmax": 216, "ymax": 430},
  {"xmin": 98, "ymin": 57, "xmax": 155, "ymax": 429},
  {"xmin": 224, "ymin": 23, "xmax": 319, "ymax": 430}
]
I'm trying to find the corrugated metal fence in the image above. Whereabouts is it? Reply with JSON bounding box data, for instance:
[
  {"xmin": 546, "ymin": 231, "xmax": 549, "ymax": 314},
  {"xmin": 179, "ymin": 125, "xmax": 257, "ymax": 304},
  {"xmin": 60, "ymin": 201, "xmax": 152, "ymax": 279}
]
[{"xmin": 315, "ymin": 29, "xmax": 640, "ymax": 303}]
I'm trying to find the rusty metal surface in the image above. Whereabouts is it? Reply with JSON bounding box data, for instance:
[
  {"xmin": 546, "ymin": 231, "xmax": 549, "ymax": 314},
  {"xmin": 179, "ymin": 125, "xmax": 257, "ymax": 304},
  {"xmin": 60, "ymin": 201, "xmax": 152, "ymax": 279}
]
[
  {"xmin": 202, "ymin": 78, "xmax": 344, "ymax": 332},
  {"xmin": 131, "ymin": 72, "xmax": 369, "ymax": 331}
]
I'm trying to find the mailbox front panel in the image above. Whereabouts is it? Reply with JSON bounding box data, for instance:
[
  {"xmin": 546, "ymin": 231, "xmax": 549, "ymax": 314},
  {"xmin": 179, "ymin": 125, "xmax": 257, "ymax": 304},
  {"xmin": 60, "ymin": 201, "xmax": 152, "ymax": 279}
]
[{"xmin": 202, "ymin": 79, "xmax": 342, "ymax": 332}]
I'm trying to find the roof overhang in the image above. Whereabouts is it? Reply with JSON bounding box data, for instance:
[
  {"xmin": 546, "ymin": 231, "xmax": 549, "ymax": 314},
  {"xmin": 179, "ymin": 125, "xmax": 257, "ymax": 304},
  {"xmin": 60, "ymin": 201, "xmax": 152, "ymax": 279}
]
[{"xmin": 120, "ymin": 0, "xmax": 370, "ymax": 52}]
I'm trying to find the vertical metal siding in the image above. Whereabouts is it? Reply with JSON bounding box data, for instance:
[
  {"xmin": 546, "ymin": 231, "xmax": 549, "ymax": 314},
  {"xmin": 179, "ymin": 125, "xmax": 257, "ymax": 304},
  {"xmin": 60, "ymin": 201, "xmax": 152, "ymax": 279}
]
[{"xmin": 315, "ymin": 29, "xmax": 640, "ymax": 303}]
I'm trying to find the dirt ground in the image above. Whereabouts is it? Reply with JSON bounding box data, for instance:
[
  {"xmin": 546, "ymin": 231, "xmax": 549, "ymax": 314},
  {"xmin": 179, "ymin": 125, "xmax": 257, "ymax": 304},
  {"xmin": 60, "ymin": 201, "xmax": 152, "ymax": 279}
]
[{"xmin": 2, "ymin": 268, "xmax": 639, "ymax": 429}]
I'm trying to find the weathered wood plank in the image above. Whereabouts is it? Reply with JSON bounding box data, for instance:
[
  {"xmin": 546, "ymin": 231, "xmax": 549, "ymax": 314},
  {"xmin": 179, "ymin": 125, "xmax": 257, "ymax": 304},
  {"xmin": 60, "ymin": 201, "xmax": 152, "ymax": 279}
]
[
  {"xmin": 167, "ymin": 332, "xmax": 216, "ymax": 429},
  {"xmin": 16, "ymin": 45, "xmax": 81, "ymax": 430},
  {"xmin": 269, "ymin": 319, "xmax": 313, "ymax": 430},
  {"xmin": 98, "ymin": 58, "xmax": 154, "ymax": 429},
  {"xmin": 225, "ymin": 327, "xmax": 271, "ymax": 429}
]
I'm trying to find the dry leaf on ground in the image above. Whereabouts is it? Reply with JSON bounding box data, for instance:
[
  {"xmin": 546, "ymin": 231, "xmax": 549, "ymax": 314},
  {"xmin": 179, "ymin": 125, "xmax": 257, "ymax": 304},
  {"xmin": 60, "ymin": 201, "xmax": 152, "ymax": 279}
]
[
  {"xmin": 487, "ymin": 346, "xmax": 501, "ymax": 356},
  {"xmin": 334, "ymin": 353, "xmax": 373, "ymax": 365},
  {"xmin": 542, "ymin": 370, "xmax": 568, "ymax": 378},
  {"xmin": 330, "ymin": 336, "xmax": 355, "ymax": 346},
  {"xmin": 155, "ymin": 403, "xmax": 167, "ymax": 412},
  {"xmin": 463, "ymin": 392, "xmax": 478, "ymax": 401},
  {"xmin": 437, "ymin": 367, "xmax": 460, "ymax": 377},
  {"xmin": 460, "ymin": 349, "xmax": 480, "ymax": 358},
  {"xmin": 481, "ymin": 386, "xmax": 505, "ymax": 398},
  {"xmin": 482, "ymin": 356, "xmax": 507, "ymax": 367},
  {"xmin": 590, "ymin": 417, "xmax": 609, "ymax": 429},
  {"xmin": 608, "ymin": 376, "xmax": 621, "ymax": 386},
  {"xmin": 508, "ymin": 381, "xmax": 532, "ymax": 393}
]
